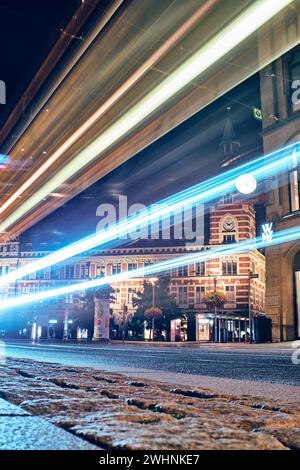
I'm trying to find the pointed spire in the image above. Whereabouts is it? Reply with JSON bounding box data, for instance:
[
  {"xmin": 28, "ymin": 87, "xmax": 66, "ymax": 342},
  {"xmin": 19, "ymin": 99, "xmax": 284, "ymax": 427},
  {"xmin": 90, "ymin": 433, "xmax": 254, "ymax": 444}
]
[{"xmin": 220, "ymin": 107, "xmax": 241, "ymax": 167}]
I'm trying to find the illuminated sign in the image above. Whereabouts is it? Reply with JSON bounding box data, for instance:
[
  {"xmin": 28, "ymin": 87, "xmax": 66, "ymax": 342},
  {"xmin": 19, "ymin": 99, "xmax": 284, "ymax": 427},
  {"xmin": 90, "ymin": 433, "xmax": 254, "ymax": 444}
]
[{"xmin": 261, "ymin": 223, "xmax": 273, "ymax": 243}]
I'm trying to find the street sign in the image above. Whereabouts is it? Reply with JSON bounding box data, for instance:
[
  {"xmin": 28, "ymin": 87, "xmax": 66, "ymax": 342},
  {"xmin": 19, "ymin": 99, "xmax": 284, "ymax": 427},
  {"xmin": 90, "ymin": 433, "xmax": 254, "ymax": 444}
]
[{"xmin": 249, "ymin": 273, "xmax": 259, "ymax": 279}]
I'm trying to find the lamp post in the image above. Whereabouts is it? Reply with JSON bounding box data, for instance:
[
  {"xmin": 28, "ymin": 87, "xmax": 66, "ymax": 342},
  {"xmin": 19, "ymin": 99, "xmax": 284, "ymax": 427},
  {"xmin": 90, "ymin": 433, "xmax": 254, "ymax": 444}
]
[
  {"xmin": 248, "ymin": 271, "xmax": 259, "ymax": 343},
  {"xmin": 149, "ymin": 277, "xmax": 158, "ymax": 341},
  {"xmin": 122, "ymin": 303, "xmax": 128, "ymax": 343}
]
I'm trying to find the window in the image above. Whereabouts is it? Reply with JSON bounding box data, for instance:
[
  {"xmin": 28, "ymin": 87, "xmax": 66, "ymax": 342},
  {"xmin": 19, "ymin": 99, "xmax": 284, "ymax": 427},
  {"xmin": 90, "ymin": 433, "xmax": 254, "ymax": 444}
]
[
  {"xmin": 178, "ymin": 286, "xmax": 188, "ymax": 304},
  {"xmin": 223, "ymin": 234, "xmax": 236, "ymax": 244},
  {"xmin": 178, "ymin": 265, "xmax": 188, "ymax": 277},
  {"xmin": 115, "ymin": 288, "xmax": 121, "ymax": 303},
  {"xmin": 195, "ymin": 286, "xmax": 205, "ymax": 304},
  {"xmin": 128, "ymin": 263, "xmax": 137, "ymax": 272},
  {"xmin": 223, "ymin": 194, "xmax": 233, "ymax": 204},
  {"xmin": 85, "ymin": 263, "xmax": 90, "ymax": 278},
  {"xmin": 127, "ymin": 287, "xmax": 137, "ymax": 303},
  {"xmin": 194, "ymin": 261, "xmax": 205, "ymax": 276},
  {"xmin": 289, "ymin": 168, "xmax": 300, "ymax": 212},
  {"xmin": 222, "ymin": 260, "xmax": 237, "ymax": 275},
  {"xmin": 80, "ymin": 264, "xmax": 86, "ymax": 278},
  {"xmin": 225, "ymin": 285, "xmax": 235, "ymax": 302},
  {"xmin": 144, "ymin": 261, "xmax": 153, "ymax": 268},
  {"xmin": 96, "ymin": 264, "xmax": 106, "ymax": 277},
  {"xmin": 287, "ymin": 46, "xmax": 300, "ymax": 114},
  {"xmin": 50, "ymin": 266, "xmax": 59, "ymax": 280},
  {"xmin": 112, "ymin": 263, "xmax": 121, "ymax": 275},
  {"xmin": 36, "ymin": 269, "xmax": 44, "ymax": 280}
]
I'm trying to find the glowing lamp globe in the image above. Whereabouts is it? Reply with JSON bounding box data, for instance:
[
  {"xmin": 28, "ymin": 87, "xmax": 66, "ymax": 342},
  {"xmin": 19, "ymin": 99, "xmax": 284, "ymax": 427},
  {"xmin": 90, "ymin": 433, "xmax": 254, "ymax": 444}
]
[{"xmin": 235, "ymin": 173, "xmax": 257, "ymax": 195}]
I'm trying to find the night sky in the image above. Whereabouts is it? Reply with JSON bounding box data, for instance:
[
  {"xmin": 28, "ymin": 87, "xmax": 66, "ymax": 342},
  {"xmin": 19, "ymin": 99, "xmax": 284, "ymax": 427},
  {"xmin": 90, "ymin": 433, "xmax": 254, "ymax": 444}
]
[
  {"xmin": 21, "ymin": 74, "xmax": 264, "ymax": 250},
  {"xmin": 0, "ymin": 0, "xmax": 81, "ymax": 128}
]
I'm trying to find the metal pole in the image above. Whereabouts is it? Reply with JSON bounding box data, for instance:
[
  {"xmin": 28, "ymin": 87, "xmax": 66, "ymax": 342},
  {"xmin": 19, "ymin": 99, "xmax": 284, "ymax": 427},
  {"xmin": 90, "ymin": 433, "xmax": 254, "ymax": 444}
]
[
  {"xmin": 152, "ymin": 284, "xmax": 155, "ymax": 341},
  {"xmin": 248, "ymin": 274, "xmax": 252, "ymax": 344},
  {"xmin": 122, "ymin": 303, "xmax": 126, "ymax": 343}
]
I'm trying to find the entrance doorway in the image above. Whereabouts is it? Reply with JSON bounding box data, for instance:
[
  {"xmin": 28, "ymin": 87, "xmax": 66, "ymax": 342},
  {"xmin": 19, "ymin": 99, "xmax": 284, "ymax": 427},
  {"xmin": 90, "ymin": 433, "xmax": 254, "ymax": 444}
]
[{"xmin": 293, "ymin": 251, "xmax": 300, "ymax": 338}]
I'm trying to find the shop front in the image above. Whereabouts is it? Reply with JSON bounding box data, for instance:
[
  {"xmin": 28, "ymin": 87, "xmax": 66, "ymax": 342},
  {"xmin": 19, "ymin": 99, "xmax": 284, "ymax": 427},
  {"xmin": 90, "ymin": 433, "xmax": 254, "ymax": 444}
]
[{"xmin": 196, "ymin": 312, "xmax": 250, "ymax": 342}]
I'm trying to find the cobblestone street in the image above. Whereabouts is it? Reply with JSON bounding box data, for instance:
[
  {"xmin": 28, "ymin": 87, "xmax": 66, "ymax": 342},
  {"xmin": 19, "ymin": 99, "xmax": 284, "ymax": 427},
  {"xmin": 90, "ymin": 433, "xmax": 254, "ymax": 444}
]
[{"xmin": 0, "ymin": 358, "xmax": 299, "ymax": 450}]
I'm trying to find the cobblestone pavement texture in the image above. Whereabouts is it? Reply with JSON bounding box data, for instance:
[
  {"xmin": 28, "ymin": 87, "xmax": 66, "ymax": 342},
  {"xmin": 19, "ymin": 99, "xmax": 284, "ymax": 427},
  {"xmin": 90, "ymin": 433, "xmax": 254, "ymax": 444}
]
[{"xmin": 0, "ymin": 358, "xmax": 299, "ymax": 450}]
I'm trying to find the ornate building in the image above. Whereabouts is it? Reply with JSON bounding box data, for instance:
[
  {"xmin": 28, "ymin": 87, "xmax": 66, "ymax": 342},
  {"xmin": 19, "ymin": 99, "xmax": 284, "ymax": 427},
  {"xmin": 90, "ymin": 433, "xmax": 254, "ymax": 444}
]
[
  {"xmin": 260, "ymin": 39, "xmax": 300, "ymax": 341},
  {"xmin": 0, "ymin": 112, "xmax": 266, "ymax": 342},
  {"xmin": 0, "ymin": 205, "xmax": 265, "ymax": 342}
]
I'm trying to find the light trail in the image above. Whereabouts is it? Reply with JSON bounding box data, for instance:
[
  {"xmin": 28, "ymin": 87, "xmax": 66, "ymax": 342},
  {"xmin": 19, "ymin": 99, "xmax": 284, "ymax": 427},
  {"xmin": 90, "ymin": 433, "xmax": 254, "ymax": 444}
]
[
  {"xmin": 0, "ymin": 224, "xmax": 299, "ymax": 311},
  {"xmin": 0, "ymin": 0, "xmax": 216, "ymax": 218},
  {"xmin": 0, "ymin": 141, "xmax": 299, "ymax": 286},
  {"xmin": 0, "ymin": 0, "xmax": 292, "ymax": 233}
]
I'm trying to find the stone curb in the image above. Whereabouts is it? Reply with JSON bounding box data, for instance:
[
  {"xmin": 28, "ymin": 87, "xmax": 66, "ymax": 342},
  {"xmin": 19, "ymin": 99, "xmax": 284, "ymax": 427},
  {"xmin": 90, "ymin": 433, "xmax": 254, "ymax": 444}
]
[{"xmin": 0, "ymin": 398, "xmax": 100, "ymax": 450}]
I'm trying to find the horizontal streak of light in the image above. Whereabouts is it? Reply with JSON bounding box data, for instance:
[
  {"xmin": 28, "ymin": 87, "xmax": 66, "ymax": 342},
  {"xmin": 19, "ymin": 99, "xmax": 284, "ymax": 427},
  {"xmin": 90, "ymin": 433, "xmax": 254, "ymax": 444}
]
[
  {"xmin": 0, "ymin": 0, "xmax": 216, "ymax": 217},
  {"xmin": 0, "ymin": 0, "xmax": 292, "ymax": 233},
  {"xmin": 0, "ymin": 141, "xmax": 299, "ymax": 287},
  {"xmin": 0, "ymin": 224, "xmax": 299, "ymax": 311}
]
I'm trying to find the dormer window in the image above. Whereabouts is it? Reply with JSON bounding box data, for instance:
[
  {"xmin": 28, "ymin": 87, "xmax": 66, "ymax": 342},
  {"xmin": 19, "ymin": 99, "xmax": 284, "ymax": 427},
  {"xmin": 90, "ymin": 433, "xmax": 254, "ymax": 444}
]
[{"xmin": 223, "ymin": 193, "xmax": 233, "ymax": 204}]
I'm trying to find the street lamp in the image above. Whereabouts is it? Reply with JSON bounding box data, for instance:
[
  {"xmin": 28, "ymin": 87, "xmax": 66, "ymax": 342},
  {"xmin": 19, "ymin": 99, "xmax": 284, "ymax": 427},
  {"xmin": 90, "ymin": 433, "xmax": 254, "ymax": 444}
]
[
  {"xmin": 248, "ymin": 271, "xmax": 259, "ymax": 343},
  {"xmin": 149, "ymin": 277, "xmax": 159, "ymax": 341}
]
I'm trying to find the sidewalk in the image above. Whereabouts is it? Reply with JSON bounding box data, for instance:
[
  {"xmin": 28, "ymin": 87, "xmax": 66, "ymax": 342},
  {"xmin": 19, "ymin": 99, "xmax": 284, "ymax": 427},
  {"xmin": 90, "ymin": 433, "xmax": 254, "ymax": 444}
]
[
  {"xmin": 110, "ymin": 339, "xmax": 296, "ymax": 350},
  {"xmin": 0, "ymin": 397, "xmax": 99, "ymax": 450}
]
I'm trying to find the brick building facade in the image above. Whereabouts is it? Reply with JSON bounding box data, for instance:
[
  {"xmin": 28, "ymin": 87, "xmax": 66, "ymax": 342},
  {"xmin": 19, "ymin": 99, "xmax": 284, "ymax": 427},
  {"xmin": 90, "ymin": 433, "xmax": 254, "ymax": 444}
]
[{"xmin": 0, "ymin": 191, "xmax": 265, "ymax": 342}]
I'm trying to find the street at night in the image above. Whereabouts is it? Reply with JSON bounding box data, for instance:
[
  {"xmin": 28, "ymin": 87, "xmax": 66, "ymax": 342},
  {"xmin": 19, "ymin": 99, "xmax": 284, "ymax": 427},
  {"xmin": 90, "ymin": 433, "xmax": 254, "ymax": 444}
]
[
  {"xmin": 4, "ymin": 340, "xmax": 300, "ymax": 390},
  {"xmin": 0, "ymin": 0, "xmax": 300, "ymax": 460}
]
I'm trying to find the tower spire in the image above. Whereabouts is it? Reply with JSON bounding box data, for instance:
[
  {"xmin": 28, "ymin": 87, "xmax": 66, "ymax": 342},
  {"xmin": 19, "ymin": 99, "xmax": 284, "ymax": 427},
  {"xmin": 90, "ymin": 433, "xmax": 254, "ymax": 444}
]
[{"xmin": 220, "ymin": 107, "xmax": 241, "ymax": 167}]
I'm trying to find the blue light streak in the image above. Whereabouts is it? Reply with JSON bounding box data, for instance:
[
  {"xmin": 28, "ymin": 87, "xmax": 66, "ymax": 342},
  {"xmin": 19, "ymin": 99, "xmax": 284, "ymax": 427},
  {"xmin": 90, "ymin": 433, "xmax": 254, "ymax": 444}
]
[
  {"xmin": 0, "ymin": 141, "xmax": 299, "ymax": 287},
  {"xmin": 0, "ymin": 224, "xmax": 299, "ymax": 311}
]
